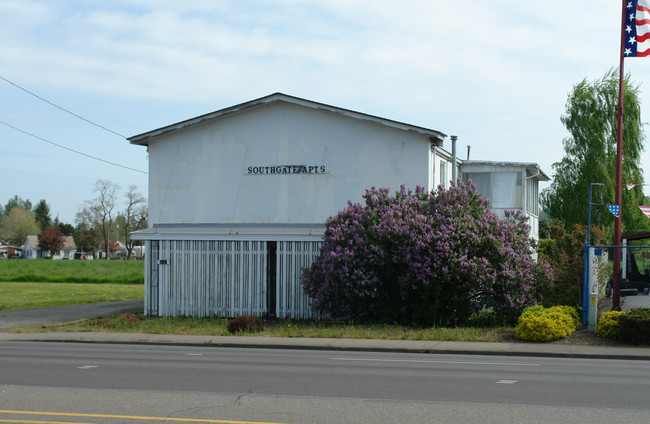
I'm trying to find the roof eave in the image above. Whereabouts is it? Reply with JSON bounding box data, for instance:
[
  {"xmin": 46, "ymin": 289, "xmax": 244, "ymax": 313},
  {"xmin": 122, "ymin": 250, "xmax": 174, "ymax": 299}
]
[
  {"xmin": 128, "ymin": 93, "xmax": 447, "ymax": 146},
  {"xmin": 461, "ymin": 160, "xmax": 550, "ymax": 182}
]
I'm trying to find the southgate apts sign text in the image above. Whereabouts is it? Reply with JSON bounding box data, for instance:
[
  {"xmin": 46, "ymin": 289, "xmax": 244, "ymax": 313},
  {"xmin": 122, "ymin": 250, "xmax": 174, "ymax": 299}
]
[{"xmin": 246, "ymin": 165, "xmax": 327, "ymax": 175}]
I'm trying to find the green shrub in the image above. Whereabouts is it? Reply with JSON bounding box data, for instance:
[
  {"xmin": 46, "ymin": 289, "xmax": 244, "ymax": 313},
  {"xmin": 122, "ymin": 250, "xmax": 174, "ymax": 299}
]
[
  {"xmin": 618, "ymin": 308, "xmax": 650, "ymax": 345},
  {"xmin": 518, "ymin": 305, "xmax": 545, "ymax": 320},
  {"xmin": 515, "ymin": 305, "xmax": 577, "ymax": 342},
  {"xmin": 536, "ymin": 238, "xmax": 555, "ymax": 258},
  {"xmin": 538, "ymin": 224, "xmax": 607, "ymax": 307},
  {"xmin": 465, "ymin": 310, "xmax": 500, "ymax": 327},
  {"xmin": 596, "ymin": 311, "xmax": 623, "ymax": 340}
]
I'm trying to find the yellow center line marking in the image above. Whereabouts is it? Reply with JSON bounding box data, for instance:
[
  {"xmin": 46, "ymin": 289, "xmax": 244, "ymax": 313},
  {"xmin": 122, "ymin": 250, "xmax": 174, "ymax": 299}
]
[
  {"xmin": 0, "ymin": 411, "xmax": 288, "ymax": 424},
  {"xmin": 0, "ymin": 420, "xmax": 103, "ymax": 424}
]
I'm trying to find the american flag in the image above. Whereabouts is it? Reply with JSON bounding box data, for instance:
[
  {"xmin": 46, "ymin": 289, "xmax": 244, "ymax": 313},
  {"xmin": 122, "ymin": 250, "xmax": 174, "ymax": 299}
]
[
  {"xmin": 625, "ymin": 0, "xmax": 650, "ymax": 57},
  {"xmin": 639, "ymin": 205, "xmax": 650, "ymax": 218},
  {"xmin": 607, "ymin": 204, "xmax": 621, "ymax": 217}
]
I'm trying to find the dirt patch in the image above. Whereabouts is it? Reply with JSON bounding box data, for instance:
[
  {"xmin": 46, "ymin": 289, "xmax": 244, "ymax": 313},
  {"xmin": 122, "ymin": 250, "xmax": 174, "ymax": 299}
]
[
  {"xmin": 549, "ymin": 330, "xmax": 624, "ymax": 346},
  {"xmin": 117, "ymin": 313, "xmax": 142, "ymax": 325},
  {"xmin": 498, "ymin": 329, "xmax": 627, "ymax": 346}
]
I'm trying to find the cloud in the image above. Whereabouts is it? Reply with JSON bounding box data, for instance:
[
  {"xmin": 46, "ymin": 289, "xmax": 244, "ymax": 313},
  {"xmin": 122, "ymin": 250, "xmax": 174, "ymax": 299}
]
[
  {"xmin": 0, "ymin": 1, "xmax": 573, "ymax": 108},
  {"xmin": 3, "ymin": 0, "xmax": 650, "ymax": 222}
]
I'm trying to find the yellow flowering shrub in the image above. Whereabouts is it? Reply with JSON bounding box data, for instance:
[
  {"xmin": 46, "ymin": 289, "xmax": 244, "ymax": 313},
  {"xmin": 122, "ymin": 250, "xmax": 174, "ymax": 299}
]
[
  {"xmin": 596, "ymin": 310, "xmax": 623, "ymax": 340},
  {"xmin": 548, "ymin": 305, "xmax": 581, "ymax": 328},
  {"xmin": 515, "ymin": 305, "xmax": 577, "ymax": 342}
]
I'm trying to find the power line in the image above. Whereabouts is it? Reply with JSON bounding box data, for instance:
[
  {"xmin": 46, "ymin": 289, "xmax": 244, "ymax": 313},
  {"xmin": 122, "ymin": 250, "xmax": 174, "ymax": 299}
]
[
  {"xmin": 0, "ymin": 75, "xmax": 127, "ymax": 138},
  {"xmin": 0, "ymin": 120, "xmax": 147, "ymax": 174}
]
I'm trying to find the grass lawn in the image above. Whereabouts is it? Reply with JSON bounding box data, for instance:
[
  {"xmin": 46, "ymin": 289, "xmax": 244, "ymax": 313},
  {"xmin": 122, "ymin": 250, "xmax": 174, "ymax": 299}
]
[
  {"xmin": 0, "ymin": 282, "xmax": 143, "ymax": 311},
  {"xmin": 0, "ymin": 259, "xmax": 144, "ymax": 284}
]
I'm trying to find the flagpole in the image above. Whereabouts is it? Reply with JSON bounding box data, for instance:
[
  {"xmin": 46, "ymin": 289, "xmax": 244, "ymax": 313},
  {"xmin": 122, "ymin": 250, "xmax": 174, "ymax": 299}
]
[{"xmin": 613, "ymin": 0, "xmax": 628, "ymax": 311}]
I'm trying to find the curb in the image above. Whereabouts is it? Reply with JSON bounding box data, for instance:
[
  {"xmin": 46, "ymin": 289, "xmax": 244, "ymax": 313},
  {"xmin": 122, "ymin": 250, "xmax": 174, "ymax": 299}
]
[{"xmin": 2, "ymin": 332, "xmax": 650, "ymax": 361}]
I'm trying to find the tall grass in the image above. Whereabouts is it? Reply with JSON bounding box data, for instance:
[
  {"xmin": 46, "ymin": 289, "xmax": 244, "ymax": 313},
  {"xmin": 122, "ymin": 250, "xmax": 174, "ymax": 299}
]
[
  {"xmin": 46, "ymin": 315, "xmax": 507, "ymax": 342},
  {"xmin": 0, "ymin": 259, "xmax": 144, "ymax": 284}
]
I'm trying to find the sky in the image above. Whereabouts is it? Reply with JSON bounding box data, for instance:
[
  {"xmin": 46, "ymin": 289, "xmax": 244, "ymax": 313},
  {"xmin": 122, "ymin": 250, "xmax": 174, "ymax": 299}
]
[{"xmin": 2, "ymin": 0, "xmax": 650, "ymax": 225}]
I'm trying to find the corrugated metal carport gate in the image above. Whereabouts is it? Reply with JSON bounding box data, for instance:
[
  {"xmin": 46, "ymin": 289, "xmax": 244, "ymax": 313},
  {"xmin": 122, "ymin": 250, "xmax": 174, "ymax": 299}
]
[{"xmin": 138, "ymin": 225, "xmax": 324, "ymax": 320}]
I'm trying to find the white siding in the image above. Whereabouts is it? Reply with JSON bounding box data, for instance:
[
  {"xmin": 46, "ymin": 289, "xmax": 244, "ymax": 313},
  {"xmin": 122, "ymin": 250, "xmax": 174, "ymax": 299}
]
[
  {"xmin": 276, "ymin": 241, "xmax": 322, "ymax": 319},
  {"xmin": 526, "ymin": 175, "xmax": 539, "ymax": 216},
  {"xmin": 154, "ymin": 240, "xmax": 267, "ymax": 317},
  {"xmin": 146, "ymin": 102, "xmax": 434, "ymax": 226},
  {"xmin": 429, "ymin": 147, "xmax": 455, "ymax": 190}
]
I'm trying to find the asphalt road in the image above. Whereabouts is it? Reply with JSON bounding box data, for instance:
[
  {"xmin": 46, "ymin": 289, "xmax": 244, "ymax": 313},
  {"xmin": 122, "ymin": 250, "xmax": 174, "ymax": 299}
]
[
  {"xmin": 1, "ymin": 341, "xmax": 650, "ymax": 423},
  {"xmin": 0, "ymin": 299, "xmax": 143, "ymax": 330}
]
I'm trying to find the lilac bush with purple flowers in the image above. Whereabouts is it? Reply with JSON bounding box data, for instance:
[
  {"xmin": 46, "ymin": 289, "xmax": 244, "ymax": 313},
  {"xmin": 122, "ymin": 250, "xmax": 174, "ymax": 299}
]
[{"xmin": 301, "ymin": 181, "xmax": 553, "ymax": 326}]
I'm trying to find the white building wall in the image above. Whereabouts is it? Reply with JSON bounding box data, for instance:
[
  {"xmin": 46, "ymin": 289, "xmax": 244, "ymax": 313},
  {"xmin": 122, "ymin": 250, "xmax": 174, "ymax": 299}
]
[
  {"xmin": 461, "ymin": 162, "xmax": 546, "ymax": 243},
  {"xmin": 146, "ymin": 102, "xmax": 433, "ymax": 227},
  {"xmin": 135, "ymin": 96, "xmax": 550, "ymax": 318},
  {"xmin": 428, "ymin": 147, "xmax": 458, "ymax": 191},
  {"xmin": 23, "ymin": 246, "xmax": 37, "ymax": 259}
]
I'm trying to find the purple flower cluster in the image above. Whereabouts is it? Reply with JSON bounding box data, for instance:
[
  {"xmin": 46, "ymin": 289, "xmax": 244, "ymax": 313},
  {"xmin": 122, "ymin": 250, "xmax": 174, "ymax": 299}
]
[{"xmin": 301, "ymin": 181, "xmax": 553, "ymax": 326}]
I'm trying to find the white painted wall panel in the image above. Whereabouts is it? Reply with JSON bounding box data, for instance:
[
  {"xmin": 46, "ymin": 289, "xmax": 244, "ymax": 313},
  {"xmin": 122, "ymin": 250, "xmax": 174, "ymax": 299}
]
[
  {"xmin": 152, "ymin": 240, "xmax": 267, "ymax": 317},
  {"xmin": 276, "ymin": 241, "xmax": 323, "ymax": 320},
  {"xmin": 146, "ymin": 239, "xmax": 325, "ymax": 319},
  {"xmin": 146, "ymin": 102, "xmax": 432, "ymax": 227}
]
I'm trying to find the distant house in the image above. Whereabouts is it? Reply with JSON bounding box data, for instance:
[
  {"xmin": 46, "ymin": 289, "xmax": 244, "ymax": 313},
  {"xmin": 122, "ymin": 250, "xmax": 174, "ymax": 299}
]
[
  {"xmin": 0, "ymin": 241, "xmax": 21, "ymax": 258},
  {"xmin": 23, "ymin": 235, "xmax": 76, "ymax": 260}
]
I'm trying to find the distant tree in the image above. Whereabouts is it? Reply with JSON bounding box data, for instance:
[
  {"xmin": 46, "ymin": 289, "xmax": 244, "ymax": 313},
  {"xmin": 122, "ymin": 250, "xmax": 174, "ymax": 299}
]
[
  {"xmin": 74, "ymin": 222, "xmax": 101, "ymax": 253},
  {"xmin": 3, "ymin": 195, "xmax": 33, "ymax": 218},
  {"xmin": 122, "ymin": 185, "xmax": 147, "ymax": 258},
  {"xmin": 0, "ymin": 207, "xmax": 40, "ymax": 245},
  {"xmin": 33, "ymin": 199, "xmax": 52, "ymax": 231},
  {"xmin": 76, "ymin": 180, "xmax": 119, "ymax": 259},
  {"xmin": 57, "ymin": 222, "xmax": 75, "ymax": 237},
  {"xmin": 538, "ymin": 215, "xmax": 553, "ymax": 240},
  {"xmin": 37, "ymin": 227, "xmax": 65, "ymax": 256},
  {"xmin": 541, "ymin": 69, "xmax": 647, "ymax": 235}
]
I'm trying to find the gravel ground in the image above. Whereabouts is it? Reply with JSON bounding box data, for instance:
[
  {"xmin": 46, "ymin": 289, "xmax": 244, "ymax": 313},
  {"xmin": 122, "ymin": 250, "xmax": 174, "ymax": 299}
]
[
  {"xmin": 550, "ymin": 330, "xmax": 623, "ymax": 346},
  {"xmin": 497, "ymin": 329, "xmax": 623, "ymax": 346}
]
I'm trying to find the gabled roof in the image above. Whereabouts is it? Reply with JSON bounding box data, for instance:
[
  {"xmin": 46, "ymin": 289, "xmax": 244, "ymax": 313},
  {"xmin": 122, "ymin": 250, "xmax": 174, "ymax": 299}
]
[
  {"xmin": 128, "ymin": 92, "xmax": 447, "ymax": 146},
  {"xmin": 25, "ymin": 235, "xmax": 76, "ymax": 250},
  {"xmin": 0, "ymin": 240, "xmax": 21, "ymax": 250},
  {"xmin": 25, "ymin": 235, "xmax": 38, "ymax": 249}
]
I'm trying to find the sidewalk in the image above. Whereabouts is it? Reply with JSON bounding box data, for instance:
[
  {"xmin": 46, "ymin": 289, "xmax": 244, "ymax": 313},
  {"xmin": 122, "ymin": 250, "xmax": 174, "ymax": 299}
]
[{"xmin": 2, "ymin": 301, "xmax": 650, "ymax": 360}]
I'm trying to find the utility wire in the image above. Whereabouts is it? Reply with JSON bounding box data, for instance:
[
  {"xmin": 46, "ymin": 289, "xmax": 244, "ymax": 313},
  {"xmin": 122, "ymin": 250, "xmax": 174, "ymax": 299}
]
[
  {"xmin": 0, "ymin": 120, "xmax": 147, "ymax": 174},
  {"xmin": 0, "ymin": 75, "xmax": 127, "ymax": 138}
]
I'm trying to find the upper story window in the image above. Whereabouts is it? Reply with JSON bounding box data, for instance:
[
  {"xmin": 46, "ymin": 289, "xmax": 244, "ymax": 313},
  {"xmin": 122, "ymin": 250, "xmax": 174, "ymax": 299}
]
[
  {"xmin": 463, "ymin": 172, "xmax": 522, "ymax": 209},
  {"xmin": 439, "ymin": 160, "xmax": 447, "ymax": 188}
]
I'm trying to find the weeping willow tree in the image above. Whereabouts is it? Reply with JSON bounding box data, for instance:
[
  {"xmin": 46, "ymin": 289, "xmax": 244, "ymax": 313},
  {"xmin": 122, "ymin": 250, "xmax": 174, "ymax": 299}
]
[{"xmin": 541, "ymin": 69, "xmax": 648, "ymax": 236}]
